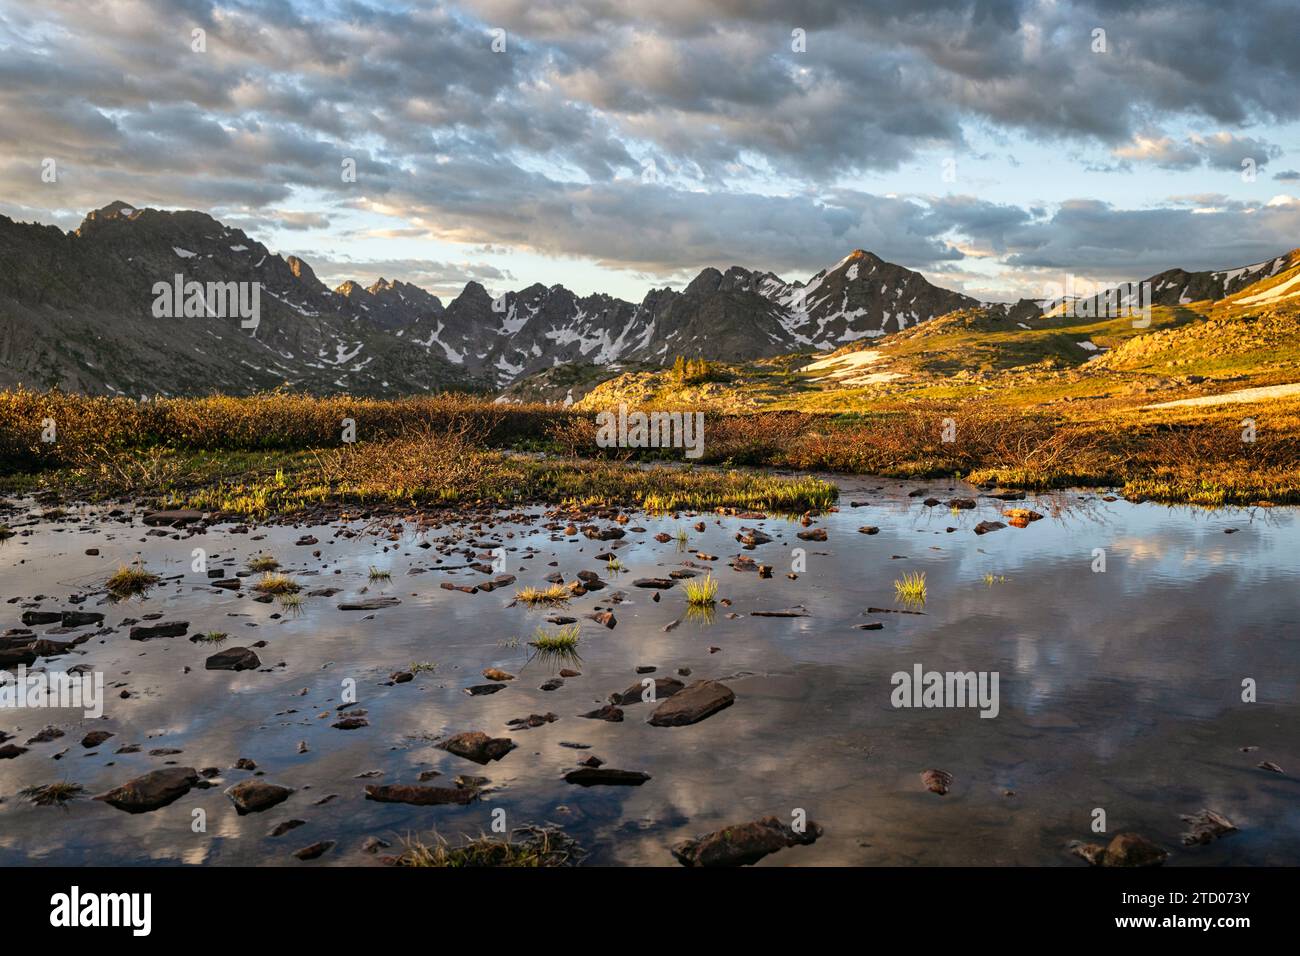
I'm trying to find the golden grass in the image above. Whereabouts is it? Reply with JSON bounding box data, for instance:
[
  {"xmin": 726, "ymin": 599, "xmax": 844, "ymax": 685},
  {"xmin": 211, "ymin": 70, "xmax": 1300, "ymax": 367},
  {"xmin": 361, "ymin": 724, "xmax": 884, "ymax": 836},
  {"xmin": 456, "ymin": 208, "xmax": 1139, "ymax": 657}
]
[
  {"xmin": 683, "ymin": 573, "xmax": 718, "ymax": 607},
  {"xmin": 894, "ymin": 571, "xmax": 927, "ymax": 604},
  {"xmin": 105, "ymin": 562, "xmax": 159, "ymax": 597},
  {"xmin": 515, "ymin": 584, "xmax": 570, "ymax": 607},
  {"xmin": 253, "ymin": 572, "xmax": 300, "ymax": 595}
]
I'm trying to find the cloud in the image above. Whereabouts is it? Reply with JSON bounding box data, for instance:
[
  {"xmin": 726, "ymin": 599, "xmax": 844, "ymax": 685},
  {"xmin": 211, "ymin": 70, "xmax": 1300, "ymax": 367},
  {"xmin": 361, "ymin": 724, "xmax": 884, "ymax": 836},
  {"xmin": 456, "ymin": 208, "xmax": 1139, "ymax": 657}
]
[
  {"xmin": 1113, "ymin": 132, "xmax": 1280, "ymax": 170},
  {"xmin": 0, "ymin": 0, "xmax": 1297, "ymax": 291}
]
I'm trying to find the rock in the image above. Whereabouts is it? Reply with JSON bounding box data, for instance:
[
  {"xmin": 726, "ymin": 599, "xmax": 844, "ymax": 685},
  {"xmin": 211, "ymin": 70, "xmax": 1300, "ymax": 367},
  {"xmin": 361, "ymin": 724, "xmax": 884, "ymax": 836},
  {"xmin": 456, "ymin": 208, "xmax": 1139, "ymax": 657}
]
[
  {"xmin": 648, "ymin": 680, "xmax": 734, "ymax": 726},
  {"xmin": 211, "ymin": 578, "xmax": 241, "ymax": 590},
  {"xmin": 589, "ymin": 611, "xmax": 617, "ymax": 628},
  {"xmin": 973, "ymin": 521, "xmax": 1006, "ymax": 535},
  {"xmin": 293, "ymin": 841, "xmax": 335, "ymax": 861},
  {"xmin": 295, "ymin": 535, "xmax": 319, "ymax": 546},
  {"xmin": 580, "ymin": 704, "xmax": 624, "ymax": 721},
  {"xmin": 0, "ymin": 647, "xmax": 37, "ymax": 669},
  {"xmin": 464, "ymin": 683, "xmax": 507, "ymax": 696},
  {"xmin": 539, "ymin": 677, "xmax": 564, "ymax": 691},
  {"xmin": 332, "ymin": 716, "xmax": 369, "ymax": 730},
  {"xmin": 1074, "ymin": 832, "xmax": 1169, "ymax": 868},
  {"xmin": 95, "ymin": 767, "xmax": 200, "ymax": 813},
  {"xmin": 337, "ymin": 597, "xmax": 401, "ymax": 610},
  {"xmin": 673, "ymin": 816, "xmax": 823, "ymax": 867},
  {"xmin": 610, "ymin": 677, "xmax": 685, "ymax": 705},
  {"xmin": 81, "ymin": 730, "xmax": 114, "ymax": 748},
  {"xmin": 26, "ymin": 726, "xmax": 64, "ymax": 744},
  {"xmin": 225, "ymin": 779, "xmax": 294, "ymax": 814},
  {"xmin": 750, "ymin": 606, "xmax": 809, "ymax": 617},
  {"xmin": 796, "ymin": 528, "xmax": 827, "ymax": 541},
  {"xmin": 1180, "ymin": 809, "xmax": 1237, "ymax": 846},
  {"xmin": 129, "ymin": 621, "xmax": 189, "ymax": 640},
  {"xmin": 583, "ymin": 527, "xmax": 625, "ymax": 541},
  {"xmin": 633, "ymin": 578, "xmax": 675, "ymax": 589},
  {"xmin": 921, "ymin": 769, "xmax": 953, "ymax": 795},
  {"xmin": 364, "ymin": 784, "xmax": 476, "ymax": 806},
  {"xmin": 60, "ymin": 610, "xmax": 104, "ymax": 627},
  {"xmin": 0, "ymin": 744, "xmax": 28, "ymax": 759},
  {"xmin": 563, "ymin": 768, "xmax": 651, "ymax": 786},
  {"xmin": 947, "ymin": 498, "xmax": 977, "ymax": 509},
  {"xmin": 507, "ymin": 712, "xmax": 558, "ymax": 729},
  {"xmin": 20, "ymin": 613, "xmax": 61, "ymax": 629},
  {"xmin": 142, "ymin": 509, "xmax": 204, "ymax": 526},
  {"xmin": 437, "ymin": 731, "xmax": 516, "ymax": 764},
  {"xmin": 1257, "ymin": 760, "xmax": 1285, "ymax": 774},
  {"xmin": 269, "ymin": 819, "xmax": 307, "ymax": 837},
  {"xmin": 858, "ymin": 526, "xmax": 880, "ymax": 535},
  {"xmin": 362, "ymin": 836, "xmax": 391, "ymax": 853},
  {"xmin": 482, "ymin": 668, "xmax": 515, "ymax": 681},
  {"xmin": 205, "ymin": 647, "xmax": 261, "ymax": 671}
]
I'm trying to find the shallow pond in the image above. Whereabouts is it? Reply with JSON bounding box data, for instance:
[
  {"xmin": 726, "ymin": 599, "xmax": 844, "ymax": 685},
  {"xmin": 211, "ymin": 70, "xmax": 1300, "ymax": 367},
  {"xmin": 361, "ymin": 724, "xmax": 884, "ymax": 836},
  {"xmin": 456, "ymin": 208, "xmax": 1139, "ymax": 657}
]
[{"xmin": 1, "ymin": 477, "xmax": 1297, "ymax": 866}]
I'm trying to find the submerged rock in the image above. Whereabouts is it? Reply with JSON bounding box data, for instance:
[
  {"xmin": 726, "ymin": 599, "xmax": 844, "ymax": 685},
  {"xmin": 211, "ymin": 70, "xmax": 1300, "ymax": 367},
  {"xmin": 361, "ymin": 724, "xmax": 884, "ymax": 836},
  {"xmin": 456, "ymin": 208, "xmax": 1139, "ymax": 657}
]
[
  {"xmin": 673, "ymin": 816, "xmax": 823, "ymax": 867},
  {"xmin": 96, "ymin": 767, "xmax": 199, "ymax": 813},
  {"xmin": 610, "ymin": 677, "xmax": 685, "ymax": 705},
  {"xmin": 921, "ymin": 769, "xmax": 953, "ymax": 795}
]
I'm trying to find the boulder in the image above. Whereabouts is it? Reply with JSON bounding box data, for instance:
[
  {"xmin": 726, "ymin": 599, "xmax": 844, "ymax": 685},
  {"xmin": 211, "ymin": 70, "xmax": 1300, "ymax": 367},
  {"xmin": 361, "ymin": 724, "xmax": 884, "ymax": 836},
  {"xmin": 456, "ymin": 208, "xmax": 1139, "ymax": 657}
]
[
  {"xmin": 673, "ymin": 816, "xmax": 823, "ymax": 867},
  {"xmin": 437, "ymin": 731, "xmax": 515, "ymax": 764},
  {"xmin": 95, "ymin": 767, "xmax": 199, "ymax": 813},
  {"xmin": 205, "ymin": 647, "xmax": 261, "ymax": 671},
  {"xmin": 225, "ymin": 779, "xmax": 294, "ymax": 814}
]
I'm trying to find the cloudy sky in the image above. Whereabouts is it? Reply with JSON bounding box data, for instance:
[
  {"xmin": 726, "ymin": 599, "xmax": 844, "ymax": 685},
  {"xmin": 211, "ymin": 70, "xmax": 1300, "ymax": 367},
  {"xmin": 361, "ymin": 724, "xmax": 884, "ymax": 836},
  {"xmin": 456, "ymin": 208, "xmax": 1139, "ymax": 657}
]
[{"xmin": 2, "ymin": 0, "xmax": 1298, "ymax": 302}]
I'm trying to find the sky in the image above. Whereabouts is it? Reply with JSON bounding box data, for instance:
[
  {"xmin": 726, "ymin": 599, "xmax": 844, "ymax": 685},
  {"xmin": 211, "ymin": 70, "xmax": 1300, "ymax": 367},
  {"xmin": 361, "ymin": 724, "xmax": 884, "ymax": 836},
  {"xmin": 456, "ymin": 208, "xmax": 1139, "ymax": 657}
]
[{"xmin": 2, "ymin": 0, "xmax": 1299, "ymax": 303}]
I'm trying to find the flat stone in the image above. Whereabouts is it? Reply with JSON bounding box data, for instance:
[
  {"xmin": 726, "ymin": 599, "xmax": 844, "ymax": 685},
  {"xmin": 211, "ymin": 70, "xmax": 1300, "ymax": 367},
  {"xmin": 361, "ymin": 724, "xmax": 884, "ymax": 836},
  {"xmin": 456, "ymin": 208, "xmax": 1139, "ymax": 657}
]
[
  {"xmin": 363, "ymin": 784, "xmax": 476, "ymax": 806},
  {"xmin": 647, "ymin": 680, "xmax": 734, "ymax": 726},
  {"xmin": 95, "ymin": 767, "xmax": 199, "ymax": 813}
]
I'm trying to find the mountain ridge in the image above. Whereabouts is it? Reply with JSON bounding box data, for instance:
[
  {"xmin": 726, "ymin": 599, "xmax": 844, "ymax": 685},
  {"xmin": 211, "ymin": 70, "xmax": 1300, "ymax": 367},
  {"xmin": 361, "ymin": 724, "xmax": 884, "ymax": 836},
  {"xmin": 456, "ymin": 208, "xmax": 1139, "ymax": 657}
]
[{"xmin": 1, "ymin": 201, "xmax": 1294, "ymax": 399}]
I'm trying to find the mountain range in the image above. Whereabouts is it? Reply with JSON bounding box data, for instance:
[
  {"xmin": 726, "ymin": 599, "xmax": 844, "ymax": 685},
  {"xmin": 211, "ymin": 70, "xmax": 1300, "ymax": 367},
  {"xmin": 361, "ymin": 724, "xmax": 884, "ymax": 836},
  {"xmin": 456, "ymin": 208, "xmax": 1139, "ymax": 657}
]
[{"xmin": 0, "ymin": 201, "xmax": 1291, "ymax": 400}]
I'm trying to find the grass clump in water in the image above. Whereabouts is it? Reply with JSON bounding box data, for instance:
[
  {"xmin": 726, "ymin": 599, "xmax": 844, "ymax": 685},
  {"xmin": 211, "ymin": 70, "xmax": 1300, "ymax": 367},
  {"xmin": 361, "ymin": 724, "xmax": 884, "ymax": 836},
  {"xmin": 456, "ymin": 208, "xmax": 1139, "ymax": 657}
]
[
  {"xmin": 390, "ymin": 825, "xmax": 583, "ymax": 867},
  {"xmin": 106, "ymin": 562, "xmax": 160, "ymax": 598},
  {"xmin": 894, "ymin": 570, "xmax": 927, "ymax": 604},
  {"xmin": 515, "ymin": 584, "xmax": 569, "ymax": 607},
  {"xmin": 683, "ymin": 573, "xmax": 718, "ymax": 607},
  {"xmin": 21, "ymin": 782, "xmax": 86, "ymax": 807},
  {"xmin": 368, "ymin": 566, "xmax": 392, "ymax": 582},
  {"xmin": 253, "ymin": 572, "xmax": 300, "ymax": 595},
  {"xmin": 193, "ymin": 630, "xmax": 229, "ymax": 644},
  {"xmin": 247, "ymin": 554, "xmax": 280, "ymax": 572}
]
